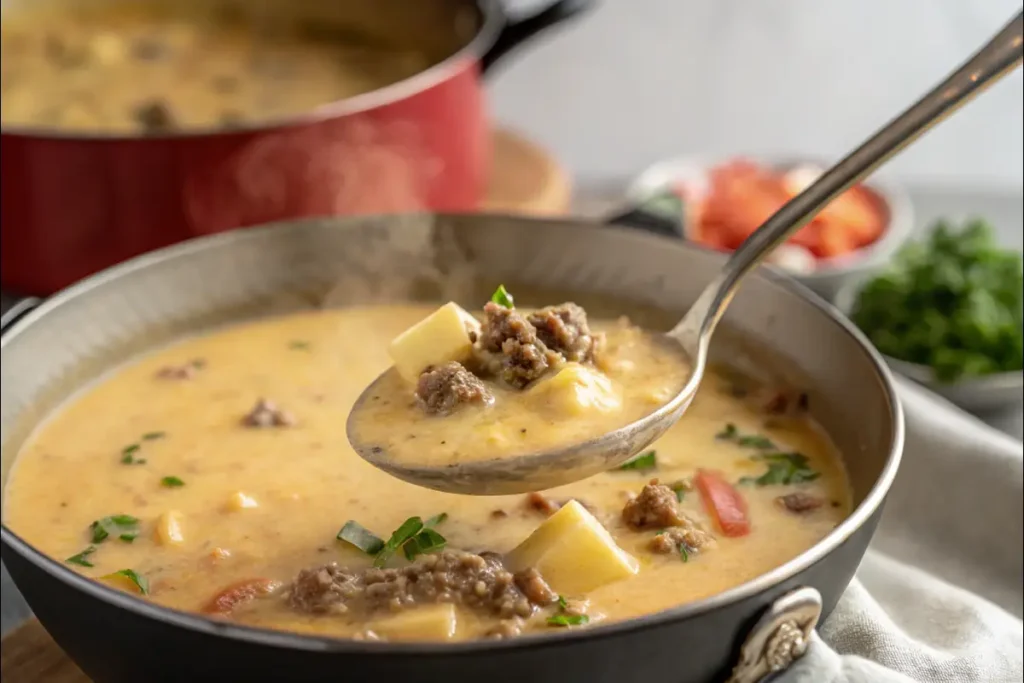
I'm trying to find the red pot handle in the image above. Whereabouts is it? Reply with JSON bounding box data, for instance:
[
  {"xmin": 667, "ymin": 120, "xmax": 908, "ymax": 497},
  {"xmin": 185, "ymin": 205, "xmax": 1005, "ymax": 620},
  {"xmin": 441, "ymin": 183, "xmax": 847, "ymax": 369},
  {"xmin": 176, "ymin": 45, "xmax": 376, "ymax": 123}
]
[{"xmin": 481, "ymin": 0, "xmax": 595, "ymax": 74}]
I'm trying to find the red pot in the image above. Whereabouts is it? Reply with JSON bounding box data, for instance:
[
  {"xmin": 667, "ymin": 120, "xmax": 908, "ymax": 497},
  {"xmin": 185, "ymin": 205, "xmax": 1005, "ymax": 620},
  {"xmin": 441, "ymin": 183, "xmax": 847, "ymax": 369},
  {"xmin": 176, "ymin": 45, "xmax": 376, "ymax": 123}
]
[{"xmin": 0, "ymin": 0, "xmax": 593, "ymax": 295}]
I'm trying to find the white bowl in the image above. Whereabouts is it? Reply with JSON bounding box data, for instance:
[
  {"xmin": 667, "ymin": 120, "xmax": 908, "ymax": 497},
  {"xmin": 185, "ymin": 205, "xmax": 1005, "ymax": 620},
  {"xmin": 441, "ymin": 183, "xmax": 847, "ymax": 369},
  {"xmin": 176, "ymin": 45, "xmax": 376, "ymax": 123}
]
[
  {"xmin": 833, "ymin": 281, "xmax": 1024, "ymax": 414},
  {"xmin": 625, "ymin": 155, "xmax": 916, "ymax": 302}
]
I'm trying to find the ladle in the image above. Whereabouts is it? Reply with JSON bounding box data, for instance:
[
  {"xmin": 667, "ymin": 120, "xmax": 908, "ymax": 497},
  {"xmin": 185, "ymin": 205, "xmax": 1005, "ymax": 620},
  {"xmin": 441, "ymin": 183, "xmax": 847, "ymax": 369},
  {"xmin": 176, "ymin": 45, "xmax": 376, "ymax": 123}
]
[{"xmin": 348, "ymin": 11, "xmax": 1023, "ymax": 495}]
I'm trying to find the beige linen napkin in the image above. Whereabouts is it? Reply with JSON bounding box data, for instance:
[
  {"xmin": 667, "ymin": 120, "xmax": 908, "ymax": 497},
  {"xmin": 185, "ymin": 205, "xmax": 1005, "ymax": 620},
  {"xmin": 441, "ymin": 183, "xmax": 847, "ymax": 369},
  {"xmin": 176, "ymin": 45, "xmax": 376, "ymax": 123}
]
[{"xmin": 785, "ymin": 377, "xmax": 1024, "ymax": 683}]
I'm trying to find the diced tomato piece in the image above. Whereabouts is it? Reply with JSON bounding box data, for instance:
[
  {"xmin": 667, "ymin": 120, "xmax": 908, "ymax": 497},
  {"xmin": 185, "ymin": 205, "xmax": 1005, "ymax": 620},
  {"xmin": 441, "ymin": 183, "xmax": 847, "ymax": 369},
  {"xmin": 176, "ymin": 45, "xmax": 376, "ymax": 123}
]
[
  {"xmin": 695, "ymin": 469, "xmax": 751, "ymax": 537},
  {"xmin": 203, "ymin": 578, "xmax": 281, "ymax": 615}
]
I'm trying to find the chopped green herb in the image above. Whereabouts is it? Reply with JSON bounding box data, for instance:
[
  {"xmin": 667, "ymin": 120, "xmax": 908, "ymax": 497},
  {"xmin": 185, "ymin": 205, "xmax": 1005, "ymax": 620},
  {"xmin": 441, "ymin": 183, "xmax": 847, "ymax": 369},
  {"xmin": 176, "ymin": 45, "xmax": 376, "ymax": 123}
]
[
  {"xmin": 737, "ymin": 435, "xmax": 776, "ymax": 450},
  {"xmin": 141, "ymin": 431, "xmax": 166, "ymax": 441},
  {"xmin": 106, "ymin": 569, "xmax": 149, "ymax": 595},
  {"xmin": 89, "ymin": 515, "xmax": 140, "ymax": 544},
  {"xmin": 617, "ymin": 450, "xmax": 657, "ymax": 471},
  {"xmin": 490, "ymin": 285, "xmax": 515, "ymax": 309},
  {"xmin": 547, "ymin": 596, "xmax": 590, "ymax": 627},
  {"xmin": 402, "ymin": 528, "xmax": 447, "ymax": 561},
  {"xmin": 671, "ymin": 485, "xmax": 686, "ymax": 502},
  {"xmin": 424, "ymin": 512, "xmax": 448, "ymax": 528},
  {"xmin": 160, "ymin": 476, "xmax": 185, "ymax": 488},
  {"xmin": 743, "ymin": 452, "xmax": 820, "ymax": 486},
  {"xmin": 120, "ymin": 444, "xmax": 141, "ymax": 464},
  {"xmin": 66, "ymin": 546, "xmax": 97, "ymax": 567},
  {"xmin": 337, "ymin": 521, "xmax": 385, "ymax": 555},
  {"xmin": 288, "ymin": 340, "xmax": 311, "ymax": 350},
  {"xmin": 190, "ymin": 359, "xmax": 207, "ymax": 369},
  {"xmin": 373, "ymin": 517, "xmax": 425, "ymax": 567},
  {"xmin": 717, "ymin": 424, "xmax": 776, "ymax": 450},
  {"xmin": 716, "ymin": 423, "xmax": 738, "ymax": 440},
  {"xmin": 679, "ymin": 545, "xmax": 690, "ymax": 562}
]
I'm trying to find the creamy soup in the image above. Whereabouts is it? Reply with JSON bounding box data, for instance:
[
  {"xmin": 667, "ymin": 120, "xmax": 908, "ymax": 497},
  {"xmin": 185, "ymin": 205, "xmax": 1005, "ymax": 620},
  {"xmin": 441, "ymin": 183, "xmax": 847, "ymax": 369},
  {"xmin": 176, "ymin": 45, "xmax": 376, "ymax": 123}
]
[
  {"xmin": 349, "ymin": 294, "xmax": 690, "ymax": 468},
  {"xmin": 4, "ymin": 303, "xmax": 850, "ymax": 642},
  {"xmin": 0, "ymin": 1, "xmax": 456, "ymax": 133}
]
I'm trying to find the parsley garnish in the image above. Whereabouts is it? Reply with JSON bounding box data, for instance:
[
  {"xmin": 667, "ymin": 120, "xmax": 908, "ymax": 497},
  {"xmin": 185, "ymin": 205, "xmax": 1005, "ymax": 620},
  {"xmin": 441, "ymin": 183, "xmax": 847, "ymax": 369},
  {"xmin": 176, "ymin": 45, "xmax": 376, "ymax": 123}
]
[
  {"xmin": 739, "ymin": 453, "xmax": 820, "ymax": 486},
  {"xmin": 66, "ymin": 546, "xmax": 97, "ymax": 567},
  {"xmin": 716, "ymin": 423, "xmax": 776, "ymax": 450},
  {"xmin": 617, "ymin": 450, "xmax": 657, "ymax": 471},
  {"xmin": 120, "ymin": 444, "xmax": 141, "ymax": 464},
  {"xmin": 339, "ymin": 514, "xmax": 449, "ymax": 567},
  {"xmin": 161, "ymin": 476, "xmax": 185, "ymax": 488},
  {"xmin": 490, "ymin": 285, "xmax": 515, "ymax": 309},
  {"xmin": 337, "ymin": 521, "xmax": 385, "ymax": 555},
  {"xmin": 104, "ymin": 569, "xmax": 149, "ymax": 595},
  {"xmin": 89, "ymin": 515, "xmax": 140, "ymax": 544},
  {"xmin": 679, "ymin": 545, "xmax": 690, "ymax": 562},
  {"xmin": 141, "ymin": 431, "xmax": 166, "ymax": 441},
  {"xmin": 289, "ymin": 340, "xmax": 311, "ymax": 350},
  {"xmin": 547, "ymin": 595, "xmax": 590, "ymax": 627}
]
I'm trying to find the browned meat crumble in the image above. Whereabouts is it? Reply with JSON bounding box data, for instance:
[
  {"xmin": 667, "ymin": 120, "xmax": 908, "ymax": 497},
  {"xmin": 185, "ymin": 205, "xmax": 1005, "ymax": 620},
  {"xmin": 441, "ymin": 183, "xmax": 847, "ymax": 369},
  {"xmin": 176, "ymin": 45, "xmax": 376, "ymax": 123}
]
[
  {"xmin": 648, "ymin": 525, "xmax": 713, "ymax": 555},
  {"xmin": 287, "ymin": 550, "xmax": 555, "ymax": 620},
  {"xmin": 526, "ymin": 303, "xmax": 599, "ymax": 362},
  {"xmin": 476, "ymin": 302, "xmax": 562, "ymax": 389},
  {"xmin": 241, "ymin": 399, "xmax": 296, "ymax": 428},
  {"xmin": 415, "ymin": 362, "xmax": 494, "ymax": 416},
  {"xmin": 622, "ymin": 480, "xmax": 693, "ymax": 530},
  {"xmin": 776, "ymin": 492, "xmax": 824, "ymax": 514}
]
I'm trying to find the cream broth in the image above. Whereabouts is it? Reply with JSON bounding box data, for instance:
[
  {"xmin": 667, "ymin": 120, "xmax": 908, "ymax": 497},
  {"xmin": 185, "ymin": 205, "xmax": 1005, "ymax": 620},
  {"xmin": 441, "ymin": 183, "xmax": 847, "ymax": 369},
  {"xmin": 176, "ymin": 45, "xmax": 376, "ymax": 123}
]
[
  {"xmin": 4, "ymin": 305, "xmax": 850, "ymax": 641},
  {"xmin": 349, "ymin": 317, "xmax": 689, "ymax": 468},
  {"xmin": 0, "ymin": 2, "xmax": 447, "ymax": 133}
]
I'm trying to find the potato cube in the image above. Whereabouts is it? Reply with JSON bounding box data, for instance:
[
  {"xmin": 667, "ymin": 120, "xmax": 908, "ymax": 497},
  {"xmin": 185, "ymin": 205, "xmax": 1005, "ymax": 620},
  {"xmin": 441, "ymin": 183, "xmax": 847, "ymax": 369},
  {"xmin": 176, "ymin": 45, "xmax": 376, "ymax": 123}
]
[
  {"xmin": 506, "ymin": 500, "xmax": 639, "ymax": 595},
  {"xmin": 388, "ymin": 302, "xmax": 481, "ymax": 383},
  {"xmin": 155, "ymin": 510, "xmax": 185, "ymax": 546},
  {"xmin": 529, "ymin": 363, "xmax": 621, "ymax": 415},
  {"xmin": 371, "ymin": 603, "xmax": 458, "ymax": 641},
  {"xmin": 226, "ymin": 491, "xmax": 259, "ymax": 511}
]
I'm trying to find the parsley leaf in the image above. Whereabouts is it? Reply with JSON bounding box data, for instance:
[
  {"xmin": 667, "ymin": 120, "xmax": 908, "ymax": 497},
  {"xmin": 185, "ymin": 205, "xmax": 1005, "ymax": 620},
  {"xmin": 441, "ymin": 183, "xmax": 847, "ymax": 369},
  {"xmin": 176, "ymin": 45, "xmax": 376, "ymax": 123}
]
[
  {"xmin": 743, "ymin": 452, "xmax": 820, "ymax": 486},
  {"xmin": 547, "ymin": 595, "xmax": 590, "ymax": 627},
  {"xmin": 160, "ymin": 476, "xmax": 185, "ymax": 488},
  {"xmin": 66, "ymin": 546, "xmax": 97, "ymax": 567},
  {"xmin": 490, "ymin": 285, "xmax": 515, "ymax": 309},
  {"xmin": 337, "ymin": 521, "xmax": 385, "ymax": 555},
  {"xmin": 104, "ymin": 569, "xmax": 149, "ymax": 595},
  {"xmin": 89, "ymin": 515, "xmax": 140, "ymax": 544},
  {"xmin": 617, "ymin": 450, "xmax": 657, "ymax": 471}
]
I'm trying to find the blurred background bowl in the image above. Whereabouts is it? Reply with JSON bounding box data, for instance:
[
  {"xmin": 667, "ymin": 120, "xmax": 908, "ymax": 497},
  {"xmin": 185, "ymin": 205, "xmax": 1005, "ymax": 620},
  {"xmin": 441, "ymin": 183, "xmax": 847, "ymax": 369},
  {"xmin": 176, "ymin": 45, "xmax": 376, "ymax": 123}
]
[
  {"xmin": 625, "ymin": 155, "xmax": 916, "ymax": 302},
  {"xmin": 834, "ymin": 280, "xmax": 1024, "ymax": 413}
]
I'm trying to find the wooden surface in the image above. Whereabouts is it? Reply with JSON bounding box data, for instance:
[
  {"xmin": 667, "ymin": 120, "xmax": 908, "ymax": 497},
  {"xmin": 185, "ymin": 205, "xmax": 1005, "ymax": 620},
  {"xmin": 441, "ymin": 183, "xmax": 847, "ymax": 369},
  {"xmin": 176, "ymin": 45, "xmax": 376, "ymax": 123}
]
[
  {"xmin": 1, "ymin": 620, "xmax": 90, "ymax": 682},
  {"xmin": 0, "ymin": 125, "xmax": 567, "ymax": 683}
]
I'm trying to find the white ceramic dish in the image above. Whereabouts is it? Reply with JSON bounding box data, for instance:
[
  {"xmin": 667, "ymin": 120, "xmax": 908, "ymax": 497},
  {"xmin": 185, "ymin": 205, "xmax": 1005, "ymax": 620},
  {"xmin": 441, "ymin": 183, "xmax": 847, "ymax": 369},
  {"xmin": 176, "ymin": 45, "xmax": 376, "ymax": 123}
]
[
  {"xmin": 834, "ymin": 281, "xmax": 1024, "ymax": 414},
  {"xmin": 624, "ymin": 156, "xmax": 916, "ymax": 302}
]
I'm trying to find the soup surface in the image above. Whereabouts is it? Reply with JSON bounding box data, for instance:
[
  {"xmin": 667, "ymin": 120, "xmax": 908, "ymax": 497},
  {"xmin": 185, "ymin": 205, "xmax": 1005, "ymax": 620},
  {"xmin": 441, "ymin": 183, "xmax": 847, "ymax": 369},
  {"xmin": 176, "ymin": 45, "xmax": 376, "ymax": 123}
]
[
  {"xmin": 0, "ymin": 1, "xmax": 454, "ymax": 133},
  {"xmin": 4, "ymin": 303, "xmax": 850, "ymax": 641}
]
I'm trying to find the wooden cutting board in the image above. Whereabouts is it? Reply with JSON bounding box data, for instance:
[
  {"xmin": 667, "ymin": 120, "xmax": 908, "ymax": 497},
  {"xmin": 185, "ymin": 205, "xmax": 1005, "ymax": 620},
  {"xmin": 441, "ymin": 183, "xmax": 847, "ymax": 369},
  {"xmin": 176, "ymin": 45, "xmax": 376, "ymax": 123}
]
[{"xmin": 0, "ymin": 126, "xmax": 570, "ymax": 683}]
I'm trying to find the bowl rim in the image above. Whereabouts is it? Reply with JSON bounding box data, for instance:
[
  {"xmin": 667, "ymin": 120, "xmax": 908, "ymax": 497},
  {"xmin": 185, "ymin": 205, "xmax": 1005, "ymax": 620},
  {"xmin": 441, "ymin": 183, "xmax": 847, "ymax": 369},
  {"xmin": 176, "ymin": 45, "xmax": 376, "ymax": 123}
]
[
  {"xmin": 0, "ymin": 0, "xmax": 501, "ymax": 142},
  {"xmin": 0, "ymin": 213, "xmax": 905, "ymax": 655},
  {"xmin": 625, "ymin": 153, "xmax": 916, "ymax": 280},
  {"xmin": 832, "ymin": 279, "xmax": 1024, "ymax": 390}
]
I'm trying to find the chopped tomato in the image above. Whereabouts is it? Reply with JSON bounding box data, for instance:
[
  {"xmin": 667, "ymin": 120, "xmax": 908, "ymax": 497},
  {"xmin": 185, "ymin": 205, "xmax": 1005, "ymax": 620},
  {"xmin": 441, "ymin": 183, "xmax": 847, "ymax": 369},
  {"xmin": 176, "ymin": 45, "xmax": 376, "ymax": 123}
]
[
  {"xmin": 695, "ymin": 469, "xmax": 751, "ymax": 537},
  {"xmin": 203, "ymin": 578, "xmax": 281, "ymax": 615}
]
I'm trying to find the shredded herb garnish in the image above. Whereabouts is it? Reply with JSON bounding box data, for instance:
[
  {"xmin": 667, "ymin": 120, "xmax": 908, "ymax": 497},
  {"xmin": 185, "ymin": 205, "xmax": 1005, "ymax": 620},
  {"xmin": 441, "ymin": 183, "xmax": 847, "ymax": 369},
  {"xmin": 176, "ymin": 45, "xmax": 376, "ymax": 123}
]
[
  {"xmin": 547, "ymin": 595, "xmax": 590, "ymax": 627},
  {"xmin": 141, "ymin": 431, "xmax": 166, "ymax": 441},
  {"xmin": 341, "ymin": 514, "xmax": 449, "ymax": 567},
  {"xmin": 617, "ymin": 450, "xmax": 657, "ymax": 471},
  {"xmin": 160, "ymin": 476, "xmax": 185, "ymax": 488},
  {"xmin": 122, "ymin": 432, "xmax": 166, "ymax": 464},
  {"xmin": 66, "ymin": 546, "xmax": 97, "ymax": 567},
  {"xmin": 337, "ymin": 521, "xmax": 385, "ymax": 555},
  {"xmin": 739, "ymin": 452, "xmax": 820, "ymax": 486},
  {"xmin": 89, "ymin": 515, "xmax": 140, "ymax": 544},
  {"xmin": 670, "ymin": 484, "xmax": 687, "ymax": 502},
  {"xmin": 679, "ymin": 545, "xmax": 690, "ymax": 562},
  {"xmin": 104, "ymin": 569, "xmax": 149, "ymax": 595},
  {"xmin": 490, "ymin": 285, "xmax": 515, "ymax": 309},
  {"xmin": 120, "ymin": 444, "xmax": 141, "ymax": 464},
  {"xmin": 716, "ymin": 423, "xmax": 776, "ymax": 450},
  {"xmin": 288, "ymin": 340, "xmax": 311, "ymax": 350}
]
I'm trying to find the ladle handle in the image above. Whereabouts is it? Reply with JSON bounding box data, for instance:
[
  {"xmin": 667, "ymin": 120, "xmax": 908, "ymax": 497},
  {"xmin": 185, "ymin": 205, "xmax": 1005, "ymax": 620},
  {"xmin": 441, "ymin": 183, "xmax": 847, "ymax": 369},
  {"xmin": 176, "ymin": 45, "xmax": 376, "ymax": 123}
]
[{"xmin": 674, "ymin": 10, "xmax": 1024, "ymax": 347}]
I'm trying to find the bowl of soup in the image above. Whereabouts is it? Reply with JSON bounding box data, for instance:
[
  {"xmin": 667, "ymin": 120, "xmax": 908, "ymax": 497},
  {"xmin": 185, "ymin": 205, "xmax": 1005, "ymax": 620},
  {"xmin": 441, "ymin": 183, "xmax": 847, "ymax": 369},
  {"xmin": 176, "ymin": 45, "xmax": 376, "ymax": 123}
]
[
  {"xmin": 0, "ymin": 213, "xmax": 903, "ymax": 683},
  {"xmin": 0, "ymin": 0, "xmax": 593, "ymax": 296}
]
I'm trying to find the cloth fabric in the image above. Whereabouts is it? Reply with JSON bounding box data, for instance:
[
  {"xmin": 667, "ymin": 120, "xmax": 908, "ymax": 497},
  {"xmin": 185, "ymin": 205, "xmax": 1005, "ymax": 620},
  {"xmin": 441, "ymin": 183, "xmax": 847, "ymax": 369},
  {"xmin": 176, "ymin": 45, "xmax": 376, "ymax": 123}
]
[{"xmin": 784, "ymin": 377, "xmax": 1024, "ymax": 683}]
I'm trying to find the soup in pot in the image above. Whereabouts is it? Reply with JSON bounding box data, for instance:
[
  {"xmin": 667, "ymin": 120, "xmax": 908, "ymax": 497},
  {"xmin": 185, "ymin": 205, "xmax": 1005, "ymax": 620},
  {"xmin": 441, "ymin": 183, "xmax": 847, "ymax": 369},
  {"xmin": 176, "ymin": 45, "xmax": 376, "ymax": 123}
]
[
  {"xmin": 0, "ymin": 0, "xmax": 465, "ymax": 133},
  {"xmin": 4, "ymin": 294, "xmax": 850, "ymax": 642}
]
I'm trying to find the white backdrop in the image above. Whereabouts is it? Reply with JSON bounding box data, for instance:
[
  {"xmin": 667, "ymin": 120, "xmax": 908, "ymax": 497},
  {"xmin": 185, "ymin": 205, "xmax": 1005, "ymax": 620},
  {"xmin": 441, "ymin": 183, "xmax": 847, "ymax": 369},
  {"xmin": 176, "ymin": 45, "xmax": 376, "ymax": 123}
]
[{"xmin": 489, "ymin": 0, "xmax": 1024, "ymax": 191}]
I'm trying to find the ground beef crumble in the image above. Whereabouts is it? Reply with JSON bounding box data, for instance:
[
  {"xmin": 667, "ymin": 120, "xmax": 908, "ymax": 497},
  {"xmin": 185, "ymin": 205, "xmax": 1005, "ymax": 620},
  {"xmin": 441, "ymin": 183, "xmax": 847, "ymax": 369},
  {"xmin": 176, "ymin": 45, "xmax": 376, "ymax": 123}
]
[
  {"xmin": 415, "ymin": 362, "xmax": 495, "ymax": 416},
  {"xmin": 524, "ymin": 492, "xmax": 598, "ymax": 517},
  {"xmin": 648, "ymin": 525, "xmax": 713, "ymax": 555},
  {"xmin": 622, "ymin": 480, "xmax": 694, "ymax": 530},
  {"xmin": 241, "ymin": 399, "xmax": 295, "ymax": 428},
  {"xmin": 476, "ymin": 302, "xmax": 562, "ymax": 389},
  {"xmin": 527, "ymin": 303, "xmax": 599, "ymax": 362},
  {"xmin": 776, "ymin": 492, "xmax": 824, "ymax": 513},
  {"xmin": 287, "ymin": 550, "xmax": 554, "ymax": 620}
]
